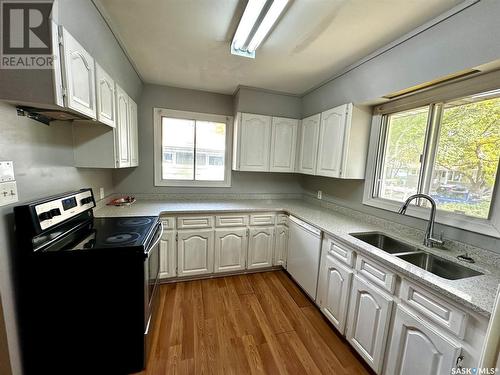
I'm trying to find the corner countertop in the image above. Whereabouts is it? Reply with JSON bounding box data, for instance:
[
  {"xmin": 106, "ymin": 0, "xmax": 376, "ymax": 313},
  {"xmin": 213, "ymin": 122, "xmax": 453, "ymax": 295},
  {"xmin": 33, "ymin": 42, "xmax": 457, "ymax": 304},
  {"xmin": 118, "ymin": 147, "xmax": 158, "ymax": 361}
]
[{"xmin": 94, "ymin": 198, "xmax": 500, "ymax": 318}]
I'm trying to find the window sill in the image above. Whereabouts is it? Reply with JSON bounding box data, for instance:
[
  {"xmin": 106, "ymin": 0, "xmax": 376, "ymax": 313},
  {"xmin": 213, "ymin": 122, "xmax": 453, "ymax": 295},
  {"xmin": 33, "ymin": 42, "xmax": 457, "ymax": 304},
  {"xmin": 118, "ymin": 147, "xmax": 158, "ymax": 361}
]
[
  {"xmin": 154, "ymin": 179, "xmax": 232, "ymax": 188},
  {"xmin": 362, "ymin": 195, "xmax": 500, "ymax": 239}
]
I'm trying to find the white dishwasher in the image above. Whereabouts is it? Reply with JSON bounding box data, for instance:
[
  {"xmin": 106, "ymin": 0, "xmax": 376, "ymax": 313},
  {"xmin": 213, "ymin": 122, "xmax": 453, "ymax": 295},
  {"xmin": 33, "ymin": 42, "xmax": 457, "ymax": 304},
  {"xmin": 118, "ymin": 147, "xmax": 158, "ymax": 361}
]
[{"xmin": 287, "ymin": 215, "xmax": 322, "ymax": 299}]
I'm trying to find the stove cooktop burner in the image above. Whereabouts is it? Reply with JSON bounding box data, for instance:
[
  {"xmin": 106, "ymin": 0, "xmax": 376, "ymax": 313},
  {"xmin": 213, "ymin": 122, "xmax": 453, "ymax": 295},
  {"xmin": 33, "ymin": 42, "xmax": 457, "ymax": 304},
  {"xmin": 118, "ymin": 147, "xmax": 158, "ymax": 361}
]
[
  {"xmin": 118, "ymin": 218, "xmax": 153, "ymax": 227},
  {"xmin": 105, "ymin": 232, "xmax": 141, "ymax": 244}
]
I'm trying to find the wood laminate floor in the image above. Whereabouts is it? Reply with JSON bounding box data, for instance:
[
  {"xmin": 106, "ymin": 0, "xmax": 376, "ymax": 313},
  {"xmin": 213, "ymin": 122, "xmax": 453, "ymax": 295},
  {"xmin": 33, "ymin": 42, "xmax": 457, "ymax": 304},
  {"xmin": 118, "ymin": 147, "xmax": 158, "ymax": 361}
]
[{"xmin": 136, "ymin": 271, "xmax": 373, "ymax": 375}]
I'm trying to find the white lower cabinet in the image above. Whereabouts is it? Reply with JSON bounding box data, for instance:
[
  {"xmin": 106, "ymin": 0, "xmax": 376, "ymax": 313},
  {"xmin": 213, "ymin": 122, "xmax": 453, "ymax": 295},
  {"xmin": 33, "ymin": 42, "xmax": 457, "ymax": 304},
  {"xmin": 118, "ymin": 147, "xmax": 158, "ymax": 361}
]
[
  {"xmin": 177, "ymin": 229, "xmax": 214, "ymax": 277},
  {"xmin": 316, "ymin": 253, "xmax": 353, "ymax": 334},
  {"xmin": 159, "ymin": 230, "xmax": 176, "ymax": 279},
  {"xmin": 247, "ymin": 227, "xmax": 275, "ymax": 269},
  {"xmin": 346, "ymin": 275, "xmax": 393, "ymax": 374},
  {"xmin": 384, "ymin": 305, "xmax": 462, "ymax": 375},
  {"xmin": 273, "ymin": 224, "xmax": 288, "ymax": 267},
  {"xmin": 214, "ymin": 228, "xmax": 248, "ymax": 273}
]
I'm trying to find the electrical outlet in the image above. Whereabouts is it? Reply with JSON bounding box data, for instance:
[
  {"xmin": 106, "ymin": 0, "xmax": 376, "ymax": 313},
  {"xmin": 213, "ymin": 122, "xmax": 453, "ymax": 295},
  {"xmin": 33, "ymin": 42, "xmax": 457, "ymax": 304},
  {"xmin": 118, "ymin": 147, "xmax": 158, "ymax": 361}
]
[
  {"xmin": 99, "ymin": 187, "xmax": 105, "ymax": 200},
  {"xmin": 317, "ymin": 190, "xmax": 322, "ymax": 199},
  {"xmin": 0, "ymin": 181, "xmax": 18, "ymax": 206},
  {"xmin": 0, "ymin": 161, "xmax": 15, "ymax": 182}
]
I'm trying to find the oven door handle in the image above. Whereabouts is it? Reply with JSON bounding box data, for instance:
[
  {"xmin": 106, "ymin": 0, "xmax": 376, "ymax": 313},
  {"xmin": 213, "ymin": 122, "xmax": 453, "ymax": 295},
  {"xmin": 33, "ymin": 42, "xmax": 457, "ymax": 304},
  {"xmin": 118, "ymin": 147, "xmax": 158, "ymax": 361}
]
[{"xmin": 145, "ymin": 221, "xmax": 163, "ymax": 257}]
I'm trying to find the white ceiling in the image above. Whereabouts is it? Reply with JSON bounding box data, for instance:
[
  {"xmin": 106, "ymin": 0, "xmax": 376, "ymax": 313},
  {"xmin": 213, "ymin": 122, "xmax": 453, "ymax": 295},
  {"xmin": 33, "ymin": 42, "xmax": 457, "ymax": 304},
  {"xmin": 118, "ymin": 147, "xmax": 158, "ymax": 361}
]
[{"xmin": 97, "ymin": 0, "xmax": 464, "ymax": 95}]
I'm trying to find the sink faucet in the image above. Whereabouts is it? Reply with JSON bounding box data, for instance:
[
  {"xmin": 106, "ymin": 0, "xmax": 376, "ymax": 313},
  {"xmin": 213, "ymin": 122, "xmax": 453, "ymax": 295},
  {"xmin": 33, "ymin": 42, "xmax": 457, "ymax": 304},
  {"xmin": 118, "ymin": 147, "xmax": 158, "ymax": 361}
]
[{"xmin": 398, "ymin": 193, "xmax": 444, "ymax": 248}]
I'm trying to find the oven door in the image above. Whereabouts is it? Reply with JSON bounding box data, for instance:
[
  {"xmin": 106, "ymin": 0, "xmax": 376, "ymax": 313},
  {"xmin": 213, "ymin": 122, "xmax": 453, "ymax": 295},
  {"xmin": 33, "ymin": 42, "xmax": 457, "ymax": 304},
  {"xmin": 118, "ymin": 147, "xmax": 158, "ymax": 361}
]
[{"xmin": 144, "ymin": 222, "xmax": 162, "ymax": 338}]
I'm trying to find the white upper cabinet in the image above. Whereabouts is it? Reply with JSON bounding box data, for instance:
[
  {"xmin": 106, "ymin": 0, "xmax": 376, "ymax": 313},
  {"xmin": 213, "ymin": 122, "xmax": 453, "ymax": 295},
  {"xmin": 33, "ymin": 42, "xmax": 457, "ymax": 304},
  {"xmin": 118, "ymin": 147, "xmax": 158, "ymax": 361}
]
[
  {"xmin": 238, "ymin": 113, "xmax": 272, "ymax": 171},
  {"xmin": 233, "ymin": 113, "xmax": 299, "ymax": 173},
  {"xmin": 297, "ymin": 114, "xmax": 321, "ymax": 175},
  {"xmin": 115, "ymin": 84, "xmax": 130, "ymax": 168},
  {"xmin": 95, "ymin": 64, "xmax": 116, "ymax": 127},
  {"xmin": 385, "ymin": 305, "xmax": 462, "ymax": 375},
  {"xmin": 297, "ymin": 104, "xmax": 371, "ymax": 179},
  {"xmin": 129, "ymin": 98, "xmax": 139, "ymax": 167},
  {"xmin": 270, "ymin": 117, "xmax": 298, "ymax": 172},
  {"xmin": 316, "ymin": 105, "xmax": 348, "ymax": 178},
  {"xmin": 61, "ymin": 27, "xmax": 96, "ymax": 119}
]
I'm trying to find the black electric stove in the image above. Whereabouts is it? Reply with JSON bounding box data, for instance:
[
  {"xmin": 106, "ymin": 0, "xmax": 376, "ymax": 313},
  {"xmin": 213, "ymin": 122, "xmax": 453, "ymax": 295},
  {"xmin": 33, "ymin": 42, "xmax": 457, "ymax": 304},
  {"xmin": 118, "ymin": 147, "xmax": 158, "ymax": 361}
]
[
  {"xmin": 36, "ymin": 216, "xmax": 159, "ymax": 252},
  {"xmin": 14, "ymin": 189, "xmax": 162, "ymax": 374}
]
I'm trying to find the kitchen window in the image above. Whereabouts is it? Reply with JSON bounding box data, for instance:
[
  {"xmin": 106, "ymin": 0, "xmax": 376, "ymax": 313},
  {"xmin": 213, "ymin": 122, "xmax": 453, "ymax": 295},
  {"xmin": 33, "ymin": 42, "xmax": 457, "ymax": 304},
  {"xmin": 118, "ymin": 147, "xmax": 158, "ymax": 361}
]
[
  {"xmin": 364, "ymin": 85, "xmax": 500, "ymax": 237},
  {"xmin": 154, "ymin": 108, "xmax": 232, "ymax": 187}
]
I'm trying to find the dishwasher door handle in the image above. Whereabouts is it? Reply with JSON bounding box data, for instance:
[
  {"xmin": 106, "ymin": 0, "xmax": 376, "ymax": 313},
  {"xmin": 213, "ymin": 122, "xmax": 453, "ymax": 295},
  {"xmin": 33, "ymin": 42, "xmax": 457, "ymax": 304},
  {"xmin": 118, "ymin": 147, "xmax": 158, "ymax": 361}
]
[{"xmin": 289, "ymin": 216, "xmax": 322, "ymax": 236}]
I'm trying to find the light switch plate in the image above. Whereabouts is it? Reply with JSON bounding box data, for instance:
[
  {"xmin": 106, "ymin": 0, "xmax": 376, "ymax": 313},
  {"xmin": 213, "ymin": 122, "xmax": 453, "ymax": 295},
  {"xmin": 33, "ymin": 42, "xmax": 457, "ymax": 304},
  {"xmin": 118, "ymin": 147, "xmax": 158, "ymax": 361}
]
[
  {"xmin": 0, "ymin": 161, "xmax": 15, "ymax": 182},
  {"xmin": 0, "ymin": 181, "xmax": 18, "ymax": 206}
]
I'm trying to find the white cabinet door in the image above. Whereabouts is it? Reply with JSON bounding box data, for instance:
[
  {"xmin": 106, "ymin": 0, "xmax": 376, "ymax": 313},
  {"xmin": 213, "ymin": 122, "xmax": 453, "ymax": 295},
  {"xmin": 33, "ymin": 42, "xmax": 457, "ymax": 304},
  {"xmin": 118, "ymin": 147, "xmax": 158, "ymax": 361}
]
[
  {"xmin": 61, "ymin": 28, "xmax": 96, "ymax": 118},
  {"xmin": 273, "ymin": 224, "xmax": 288, "ymax": 267},
  {"xmin": 297, "ymin": 113, "xmax": 320, "ymax": 175},
  {"xmin": 346, "ymin": 275, "xmax": 393, "ymax": 374},
  {"xmin": 385, "ymin": 305, "xmax": 462, "ymax": 375},
  {"xmin": 128, "ymin": 97, "xmax": 139, "ymax": 167},
  {"xmin": 316, "ymin": 253, "xmax": 353, "ymax": 334},
  {"xmin": 316, "ymin": 105, "xmax": 347, "ymax": 178},
  {"xmin": 159, "ymin": 231, "xmax": 176, "ymax": 279},
  {"xmin": 270, "ymin": 117, "xmax": 298, "ymax": 172},
  {"xmin": 247, "ymin": 227, "xmax": 274, "ymax": 269},
  {"xmin": 115, "ymin": 84, "xmax": 130, "ymax": 168},
  {"xmin": 95, "ymin": 63, "xmax": 115, "ymax": 127},
  {"xmin": 177, "ymin": 229, "xmax": 214, "ymax": 277},
  {"xmin": 214, "ymin": 228, "xmax": 247, "ymax": 273},
  {"xmin": 239, "ymin": 113, "xmax": 272, "ymax": 171}
]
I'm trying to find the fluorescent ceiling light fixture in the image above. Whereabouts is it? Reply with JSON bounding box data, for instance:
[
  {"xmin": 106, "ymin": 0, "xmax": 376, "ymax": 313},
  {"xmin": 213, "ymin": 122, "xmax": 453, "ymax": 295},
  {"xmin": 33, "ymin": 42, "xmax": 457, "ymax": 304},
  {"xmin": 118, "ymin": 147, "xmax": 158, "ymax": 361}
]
[{"xmin": 231, "ymin": 0, "xmax": 289, "ymax": 58}]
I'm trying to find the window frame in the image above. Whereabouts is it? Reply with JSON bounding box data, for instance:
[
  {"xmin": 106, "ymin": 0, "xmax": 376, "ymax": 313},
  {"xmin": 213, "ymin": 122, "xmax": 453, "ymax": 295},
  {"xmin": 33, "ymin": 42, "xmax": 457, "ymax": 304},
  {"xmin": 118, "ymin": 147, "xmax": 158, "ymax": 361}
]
[
  {"xmin": 153, "ymin": 108, "xmax": 233, "ymax": 188},
  {"xmin": 364, "ymin": 90, "xmax": 500, "ymax": 238}
]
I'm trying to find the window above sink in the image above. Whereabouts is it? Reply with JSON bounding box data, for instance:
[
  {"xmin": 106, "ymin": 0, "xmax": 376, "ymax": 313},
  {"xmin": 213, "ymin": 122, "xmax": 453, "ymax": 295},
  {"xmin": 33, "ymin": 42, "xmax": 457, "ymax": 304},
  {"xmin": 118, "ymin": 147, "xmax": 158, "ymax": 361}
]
[{"xmin": 363, "ymin": 71, "xmax": 500, "ymax": 238}]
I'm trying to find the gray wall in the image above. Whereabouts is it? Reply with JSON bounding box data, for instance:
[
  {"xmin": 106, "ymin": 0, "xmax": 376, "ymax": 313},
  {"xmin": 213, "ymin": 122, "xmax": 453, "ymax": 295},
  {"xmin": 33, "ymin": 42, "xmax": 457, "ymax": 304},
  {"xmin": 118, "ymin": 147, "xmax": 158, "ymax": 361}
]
[
  {"xmin": 302, "ymin": 0, "xmax": 500, "ymax": 116},
  {"xmin": 57, "ymin": 0, "xmax": 143, "ymax": 100},
  {"xmin": 0, "ymin": 1, "xmax": 141, "ymax": 374},
  {"xmin": 300, "ymin": 0, "xmax": 500, "ymax": 253},
  {"xmin": 113, "ymin": 84, "xmax": 303, "ymax": 196},
  {"xmin": 235, "ymin": 87, "xmax": 302, "ymax": 118}
]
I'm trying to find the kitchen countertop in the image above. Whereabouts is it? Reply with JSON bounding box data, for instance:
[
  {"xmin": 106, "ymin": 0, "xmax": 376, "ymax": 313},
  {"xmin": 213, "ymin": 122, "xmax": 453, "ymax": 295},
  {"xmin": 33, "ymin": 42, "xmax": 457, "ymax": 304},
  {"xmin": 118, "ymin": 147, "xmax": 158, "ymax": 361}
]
[{"xmin": 95, "ymin": 198, "xmax": 500, "ymax": 318}]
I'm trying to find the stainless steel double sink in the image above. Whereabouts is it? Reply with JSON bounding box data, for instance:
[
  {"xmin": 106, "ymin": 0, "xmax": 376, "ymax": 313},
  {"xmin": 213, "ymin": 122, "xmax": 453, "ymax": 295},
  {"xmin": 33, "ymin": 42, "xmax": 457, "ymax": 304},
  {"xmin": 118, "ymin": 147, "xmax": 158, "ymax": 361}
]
[{"xmin": 350, "ymin": 232, "xmax": 483, "ymax": 280}]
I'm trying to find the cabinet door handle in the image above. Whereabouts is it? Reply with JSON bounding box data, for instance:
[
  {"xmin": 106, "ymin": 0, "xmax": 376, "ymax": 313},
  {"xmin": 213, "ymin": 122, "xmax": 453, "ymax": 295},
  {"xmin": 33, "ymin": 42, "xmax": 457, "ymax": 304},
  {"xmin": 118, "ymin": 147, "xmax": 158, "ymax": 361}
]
[{"xmin": 455, "ymin": 355, "xmax": 464, "ymax": 369}]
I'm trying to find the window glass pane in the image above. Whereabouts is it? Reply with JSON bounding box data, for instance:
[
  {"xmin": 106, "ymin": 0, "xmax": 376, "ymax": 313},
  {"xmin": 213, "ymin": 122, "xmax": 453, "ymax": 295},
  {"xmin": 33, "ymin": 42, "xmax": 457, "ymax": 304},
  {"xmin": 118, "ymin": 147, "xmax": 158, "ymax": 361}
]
[
  {"xmin": 162, "ymin": 117, "xmax": 194, "ymax": 180},
  {"xmin": 195, "ymin": 121, "xmax": 226, "ymax": 181},
  {"xmin": 430, "ymin": 94, "xmax": 500, "ymax": 219},
  {"xmin": 378, "ymin": 107, "xmax": 428, "ymax": 202}
]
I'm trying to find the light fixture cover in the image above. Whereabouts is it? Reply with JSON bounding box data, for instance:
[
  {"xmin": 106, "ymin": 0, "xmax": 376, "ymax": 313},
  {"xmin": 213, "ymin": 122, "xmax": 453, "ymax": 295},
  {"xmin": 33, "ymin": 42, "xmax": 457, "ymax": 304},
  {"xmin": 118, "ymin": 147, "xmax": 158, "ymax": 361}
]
[{"xmin": 231, "ymin": 0, "xmax": 288, "ymax": 58}]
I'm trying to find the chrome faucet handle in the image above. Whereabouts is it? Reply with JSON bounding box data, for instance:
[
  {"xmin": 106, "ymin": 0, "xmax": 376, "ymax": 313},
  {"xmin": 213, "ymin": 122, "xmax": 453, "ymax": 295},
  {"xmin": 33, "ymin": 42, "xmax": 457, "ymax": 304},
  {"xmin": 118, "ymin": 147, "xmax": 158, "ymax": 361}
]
[{"xmin": 428, "ymin": 232, "xmax": 445, "ymax": 248}]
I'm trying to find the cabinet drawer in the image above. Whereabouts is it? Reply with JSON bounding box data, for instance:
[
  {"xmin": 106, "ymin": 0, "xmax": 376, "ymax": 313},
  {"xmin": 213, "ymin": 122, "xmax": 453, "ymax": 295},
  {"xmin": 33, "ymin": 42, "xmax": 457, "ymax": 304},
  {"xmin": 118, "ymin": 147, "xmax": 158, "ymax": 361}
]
[
  {"xmin": 324, "ymin": 236, "xmax": 354, "ymax": 267},
  {"xmin": 400, "ymin": 279, "xmax": 468, "ymax": 338},
  {"xmin": 161, "ymin": 217, "xmax": 175, "ymax": 230},
  {"xmin": 176, "ymin": 216, "xmax": 213, "ymax": 229},
  {"xmin": 249, "ymin": 213, "xmax": 276, "ymax": 226},
  {"xmin": 215, "ymin": 214, "xmax": 249, "ymax": 227},
  {"xmin": 277, "ymin": 214, "xmax": 288, "ymax": 225},
  {"xmin": 355, "ymin": 255, "xmax": 396, "ymax": 293}
]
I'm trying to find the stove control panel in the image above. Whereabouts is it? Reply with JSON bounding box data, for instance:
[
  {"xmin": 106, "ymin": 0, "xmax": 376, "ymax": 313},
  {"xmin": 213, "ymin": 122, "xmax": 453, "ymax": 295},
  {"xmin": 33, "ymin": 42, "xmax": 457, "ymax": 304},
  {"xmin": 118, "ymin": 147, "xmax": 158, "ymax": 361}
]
[{"xmin": 35, "ymin": 190, "xmax": 95, "ymax": 230}]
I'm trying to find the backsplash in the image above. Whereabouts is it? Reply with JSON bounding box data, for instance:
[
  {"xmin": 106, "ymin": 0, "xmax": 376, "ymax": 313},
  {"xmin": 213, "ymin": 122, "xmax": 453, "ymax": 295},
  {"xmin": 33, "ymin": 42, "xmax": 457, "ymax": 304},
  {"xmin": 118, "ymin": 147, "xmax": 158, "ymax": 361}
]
[{"xmin": 302, "ymin": 193, "xmax": 500, "ymax": 268}]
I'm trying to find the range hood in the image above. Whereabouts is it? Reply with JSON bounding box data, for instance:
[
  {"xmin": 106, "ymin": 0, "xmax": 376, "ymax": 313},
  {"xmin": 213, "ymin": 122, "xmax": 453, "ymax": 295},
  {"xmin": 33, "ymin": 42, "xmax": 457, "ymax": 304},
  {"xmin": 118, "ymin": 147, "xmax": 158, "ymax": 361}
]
[
  {"xmin": 15, "ymin": 106, "xmax": 92, "ymax": 125},
  {"xmin": 0, "ymin": 17, "xmax": 95, "ymax": 125}
]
